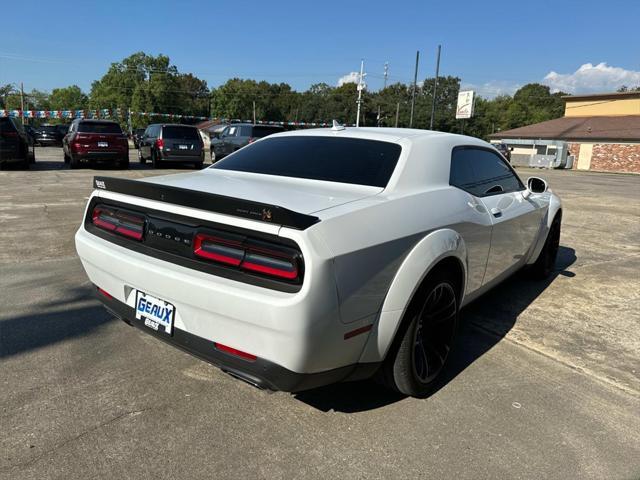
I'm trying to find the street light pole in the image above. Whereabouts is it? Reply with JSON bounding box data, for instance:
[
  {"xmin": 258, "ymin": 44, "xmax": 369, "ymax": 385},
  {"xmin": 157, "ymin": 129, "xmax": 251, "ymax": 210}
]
[
  {"xmin": 356, "ymin": 60, "xmax": 366, "ymax": 127},
  {"xmin": 429, "ymin": 45, "xmax": 441, "ymax": 130},
  {"xmin": 409, "ymin": 51, "xmax": 419, "ymax": 128},
  {"xmin": 20, "ymin": 82, "xmax": 25, "ymax": 125}
]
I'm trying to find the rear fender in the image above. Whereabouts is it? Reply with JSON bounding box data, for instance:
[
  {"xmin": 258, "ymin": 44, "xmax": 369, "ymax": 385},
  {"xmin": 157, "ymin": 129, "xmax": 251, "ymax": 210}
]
[
  {"xmin": 358, "ymin": 228, "xmax": 467, "ymax": 363},
  {"xmin": 526, "ymin": 192, "xmax": 562, "ymax": 265}
]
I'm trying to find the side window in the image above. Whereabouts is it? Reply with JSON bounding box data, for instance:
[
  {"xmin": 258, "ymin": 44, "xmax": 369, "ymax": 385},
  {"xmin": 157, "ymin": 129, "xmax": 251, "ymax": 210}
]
[
  {"xmin": 450, "ymin": 147, "xmax": 523, "ymax": 197},
  {"xmin": 227, "ymin": 126, "xmax": 238, "ymax": 137},
  {"xmin": 240, "ymin": 125, "xmax": 252, "ymax": 136}
]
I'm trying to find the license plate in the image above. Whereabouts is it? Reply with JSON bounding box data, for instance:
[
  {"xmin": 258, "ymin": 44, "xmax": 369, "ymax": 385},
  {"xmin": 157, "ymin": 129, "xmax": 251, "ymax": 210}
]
[
  {"xmin": 178, "ymin": 144, "xmax": 189, "ymax": 150},
  {"xmin": 135, "ymin": 290, "xmax": 175, "ymax": 335},
  {"xmin": 98, "ymin": 142, "xmax": 108, "ymax": 147}
]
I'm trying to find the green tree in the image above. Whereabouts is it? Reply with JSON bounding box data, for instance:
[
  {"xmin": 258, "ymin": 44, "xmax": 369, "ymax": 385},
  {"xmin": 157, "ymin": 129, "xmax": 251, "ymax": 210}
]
[{"xmin": 49, "ymin": 85, "xmax": 87, "ymax": 110}]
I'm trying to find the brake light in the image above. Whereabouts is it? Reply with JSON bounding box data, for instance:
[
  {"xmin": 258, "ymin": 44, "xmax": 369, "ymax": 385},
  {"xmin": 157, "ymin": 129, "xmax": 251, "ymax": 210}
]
[
  {"xmin": 193, "ymin": 233, "xmax": 244, "ymax": 266},
  {"xmin": 242, "ymin": 251, "xmax": 298, "ymax": 279},
  {"xmin": 156, "ymin": 138, "xmax": 164, "ymax": 149},
  {"xmin": 193, "ymin": 233, "xmax": 300, "ymax": 281},
  {"xmin": 214, "ymin": 343, "xmax": 257, "ymax": 361},
  {"xmin": 92, "ymin": 205, "xmax": 145, "ymax": 241},
  {"xmin": 2, "ymin": 131, "xmax": 18, "ymax": 137}
]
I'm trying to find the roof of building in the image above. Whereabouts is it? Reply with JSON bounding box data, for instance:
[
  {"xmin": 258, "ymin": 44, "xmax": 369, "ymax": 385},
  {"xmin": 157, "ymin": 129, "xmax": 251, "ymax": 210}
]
[
  {"xmin": 488, "ymin": 115, "xmax": 640, "ymax": 141},
  {"xmin": 562, "ymin": 91, "xmax": 640, "ymax": 101}
]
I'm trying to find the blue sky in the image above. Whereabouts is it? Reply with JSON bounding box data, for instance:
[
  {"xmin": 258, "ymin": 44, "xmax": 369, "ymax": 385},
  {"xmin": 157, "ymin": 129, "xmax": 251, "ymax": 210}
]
[{"xmin": 2, "ymin": 0, "xmax": 640, "ymax": 97}]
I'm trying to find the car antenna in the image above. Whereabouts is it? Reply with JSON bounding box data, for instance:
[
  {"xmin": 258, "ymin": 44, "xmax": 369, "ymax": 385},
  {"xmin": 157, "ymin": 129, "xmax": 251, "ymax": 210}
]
[{"xmin": 331, "ymin": 120, "xmax": 345, "ymax": 131}]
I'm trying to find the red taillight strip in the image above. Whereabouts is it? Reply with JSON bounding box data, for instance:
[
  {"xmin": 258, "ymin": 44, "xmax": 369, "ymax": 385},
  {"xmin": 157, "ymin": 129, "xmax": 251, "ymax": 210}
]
[
  {"xmin": 193, "ymin": 233, "xmax": 300, "ymax": 281},
  {"xmin": 344, "ymin": 324, "xmax": 373, "ymax": 340},
  {"xmin": 214, "ymin": 343, "xmax": 257, "ymax": 361},
  {"xmin": 97, "ymin": 287, "xmax": 113, "ymax": 299},
  {"xmin": 193, "ymin": 233, "xmax": 244, "ymax": 266},
  {"xmin": 241, "ymin": 257, "xmax": 298, "ymax": 280},
  {"xmin": 92, "ymin": 205, "xmax": 144, "ymax": 241}
]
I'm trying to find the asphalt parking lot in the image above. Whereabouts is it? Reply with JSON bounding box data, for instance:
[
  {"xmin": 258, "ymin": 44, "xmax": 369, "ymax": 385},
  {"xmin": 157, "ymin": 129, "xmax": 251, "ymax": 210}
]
[{"xmin": 1, "ymin": 147, "xmax": 639, "ymax": 479}]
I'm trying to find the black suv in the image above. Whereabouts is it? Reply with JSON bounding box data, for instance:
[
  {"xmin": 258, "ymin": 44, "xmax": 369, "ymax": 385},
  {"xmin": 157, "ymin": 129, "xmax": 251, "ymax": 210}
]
[
  {"xmin": 138, "ymin": 124, "xmax": 204, "ymax": 169},
  {"xmin": 34, "ymin": 125, "xmax": 65, "ymax": 146},
  {"xmin": 0, "ymin": 117, "xmax": 32, "ymax": 169},
  {"xmin": 211, "ymin": 124, "xmax": 284, "ymax": 161}
]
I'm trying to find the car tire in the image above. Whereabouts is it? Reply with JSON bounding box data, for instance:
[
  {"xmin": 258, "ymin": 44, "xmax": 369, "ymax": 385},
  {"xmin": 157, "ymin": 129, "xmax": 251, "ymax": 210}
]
[
  {"xmin": 119, "ymin": 157, "xmax": 130, "ymax": 169},
  {"xmin": 69, "ymin": 155, "xmax": 80, "ymax": 169},
  {"xmin": 138, "ymin": 149, "xmax": 145, "ymax": 164},
  {"xmin": 530, "ymin": 215, "xmax": 561, "ymax": 279},
  {"xmin": 194, "ymin": 161, "xmax": 203, "ymax": 169},
  {"xmin": 151, "ymin": 150, "xmax": 160, "ymax": 168},
  {"xmin": 381, "ymin": 268, "xmax": 460, "ymax": 398},
  {"xmin": 64, "ymin": 152, "xmax": 71, "ymax": 164}
]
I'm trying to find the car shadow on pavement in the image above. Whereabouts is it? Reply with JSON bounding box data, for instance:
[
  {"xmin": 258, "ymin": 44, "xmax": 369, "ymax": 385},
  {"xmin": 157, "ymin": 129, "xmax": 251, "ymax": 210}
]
[
  {"xmin": 295, "ymin": 246, "xmax": 577, "ymax": 413},
  {"xmin": 0, "ymin": 292, "xmax": 114, "ymax": 359}
]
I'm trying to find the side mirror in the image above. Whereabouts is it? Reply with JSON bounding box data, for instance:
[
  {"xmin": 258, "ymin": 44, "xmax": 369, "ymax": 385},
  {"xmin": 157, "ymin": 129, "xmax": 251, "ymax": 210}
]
[
  {"xmin": 527, "ymin": 176, "xmax": 548, "ymax": 194},
  {"xmin": 509, "ymin": 147, "xmax": 514, "ymax": 151}
]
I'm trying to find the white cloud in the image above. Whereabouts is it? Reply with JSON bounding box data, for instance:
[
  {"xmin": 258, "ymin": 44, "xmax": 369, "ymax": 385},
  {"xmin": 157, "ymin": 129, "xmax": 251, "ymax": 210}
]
[
  {"xmin": 543, "ymin": 63, "xmax": 640, "ymax": 93},
  {"xmin": 337, "ymin": 72, "xmax": 359, "ymax": 87},
  {"xmin": 460, "ymin": 80, "xmax": 521, "ymax": 99}
]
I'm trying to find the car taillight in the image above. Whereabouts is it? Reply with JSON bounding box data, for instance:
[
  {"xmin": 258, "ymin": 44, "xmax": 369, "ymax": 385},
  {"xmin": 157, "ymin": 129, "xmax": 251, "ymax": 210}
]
[
  {"xmin": 193, "ymin": 233, "xmax": 244, "ymax": 266},
  {"xmin": 193, "ymin": 232, "xmax": 300, "ymax": 281},
  {"xmin": 156, "ymin": 138, "xmax": 164, "ymax": 149},
  {"xmin": 92, "ymin": 205, "xmax": 145, "ymax": 241},
  {"xmin": 214, "ymin": 343, "xmax": 257, "ymax": 361}
]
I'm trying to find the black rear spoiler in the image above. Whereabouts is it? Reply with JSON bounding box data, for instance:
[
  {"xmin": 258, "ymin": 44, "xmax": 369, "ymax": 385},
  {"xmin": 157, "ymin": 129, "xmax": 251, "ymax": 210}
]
[{"xmin": 92, "ymin": 176, "xmax": 320, "ymax": 230}]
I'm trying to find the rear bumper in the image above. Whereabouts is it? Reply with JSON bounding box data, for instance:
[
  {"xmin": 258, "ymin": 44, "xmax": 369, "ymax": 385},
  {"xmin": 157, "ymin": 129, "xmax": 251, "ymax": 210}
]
[
  {"xmin": 75, "ymin": 224, "xmax": 374, "ymax": 381},
  {"xmin": 159, "ymin": 151, "xmax": 203, "ymax": 162},
  {"xmin": 72, "ymin": 151, "xmax": 127, "ymax": 162},
  {"xmin": 36, "ymin": 138, "xmax": 60, "ymax": 145},
  {"xmin": 98, "ymin": 291, "xmax": 378, "ymax": 392}
]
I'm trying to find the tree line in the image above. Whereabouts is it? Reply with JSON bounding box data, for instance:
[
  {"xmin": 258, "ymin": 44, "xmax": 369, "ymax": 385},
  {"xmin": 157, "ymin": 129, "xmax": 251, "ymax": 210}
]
[{"xmin": 1, "ymin": 52, "xmax": 575, "ymax": 139}]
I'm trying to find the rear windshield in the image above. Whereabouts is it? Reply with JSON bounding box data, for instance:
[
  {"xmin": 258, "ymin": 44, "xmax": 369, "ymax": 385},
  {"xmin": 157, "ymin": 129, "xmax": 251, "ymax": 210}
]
[
  {"xmin": 162, "ymin": 126, "xmax": 200, "ymax": 140},
  {"xmin": 252, "ymin": 126, "xmax": 284, "ymax": 138},
  {"xmin": 213, "ymin": 136, "xmax": 401, "ymax": 188},
  {"xmin": 78, "ymin": 122, "xmax": 123, "ymax": 134}
]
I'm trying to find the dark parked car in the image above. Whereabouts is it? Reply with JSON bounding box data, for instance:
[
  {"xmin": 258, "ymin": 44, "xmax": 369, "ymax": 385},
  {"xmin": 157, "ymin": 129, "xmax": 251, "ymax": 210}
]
[
  {"xmin": 138, "ymin": 124, "xmax": 204, "ymax": 169},
  {"xmin": 34, "ymin": 124, "xmax": 65, "ymax": 146},
  {"xmin": 63, "ymin": 119, "xmax": 130, "ymax": 169},
  {"xmin": 211, "ymin": 123, "xmax": 284, "ymax": 161},
  {"xmin": 0, "ymin": 117, "xmax": 32, "ymax": 169},
  {"xmin": 132, "ymin": 128, "xmax": 146, "ymax": 148},
  {"xmin": 56, "ymin": 124, "xmax": 70, "ymax": 140},
  {"xmin": 494, "ymin": 143, "xmax": 512, "ymax": 163}
]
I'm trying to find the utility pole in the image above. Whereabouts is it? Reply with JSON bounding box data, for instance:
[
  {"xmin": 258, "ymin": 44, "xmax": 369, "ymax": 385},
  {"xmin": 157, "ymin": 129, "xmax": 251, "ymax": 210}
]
[
  {"xmin": 429, "ymin": 45, "xmax": 441, "ymax": 130},
  {"xmin": 409, "ymin": 51, "xmax": 419, "ymax": 128},
  {"xmin": 377, "ymin": 62, "xmax": 389, "ymax": 127},
  {"xmin": 20, "ymin": 82, "xmax": 25, "ymax": 125},
  {"xmin": 383, "ymin": 62, "xmax": 389, "ymax": 89},
  {"xmin": 395, "ymin": 102, "xmax": 400, "ymax": 127},
  {"xmin": 252, "ymin": 100, "xmax": 256, "ymax": 124},
  {"xmin": 355, "ymin": 59, "xmax": 366, "ymax": 127}
]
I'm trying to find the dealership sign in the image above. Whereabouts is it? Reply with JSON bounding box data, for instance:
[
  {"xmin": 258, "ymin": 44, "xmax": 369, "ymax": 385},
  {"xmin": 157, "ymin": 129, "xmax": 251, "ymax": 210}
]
[{"xmin": 456, "ymin": 90, "xmax": 475, "ymax": 119}]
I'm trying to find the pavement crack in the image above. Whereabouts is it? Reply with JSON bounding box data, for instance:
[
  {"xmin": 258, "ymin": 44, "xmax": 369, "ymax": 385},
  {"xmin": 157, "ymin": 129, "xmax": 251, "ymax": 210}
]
[{"xmin": 2, "ymin": 407, "xmax": 154, "ymax": 472}]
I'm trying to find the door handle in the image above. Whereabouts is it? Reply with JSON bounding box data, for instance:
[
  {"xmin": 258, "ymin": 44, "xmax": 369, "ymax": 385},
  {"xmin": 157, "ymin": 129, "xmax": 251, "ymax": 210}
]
[{"xmin": 490, "ymin": 207, "xmax": 502, "ymax": 217}]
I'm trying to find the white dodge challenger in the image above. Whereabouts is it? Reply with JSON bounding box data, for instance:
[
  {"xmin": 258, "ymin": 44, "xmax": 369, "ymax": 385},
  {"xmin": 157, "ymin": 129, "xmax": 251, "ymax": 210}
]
[{"xmin": 76, "ymin": 126, "xmax": 562, "ymax": 397}]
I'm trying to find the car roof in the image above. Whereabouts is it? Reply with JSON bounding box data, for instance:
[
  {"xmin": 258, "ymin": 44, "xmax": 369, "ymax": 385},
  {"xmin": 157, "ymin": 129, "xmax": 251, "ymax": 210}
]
[
  {"xmin": 273, "ymin": 126, "xmax": 452, "ymax": 143},
  {"xmin": 149, "ymin": 123, "xmax": 198, "ymax": 128},
  {"xmin": 75, "ymin": 119, "xmax": 118, "ymax": 124}
]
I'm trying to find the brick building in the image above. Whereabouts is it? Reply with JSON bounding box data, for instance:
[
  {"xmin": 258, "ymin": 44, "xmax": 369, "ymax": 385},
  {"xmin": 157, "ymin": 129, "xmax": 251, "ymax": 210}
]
[{"xmin": 489, "ymin": 91, "xmax": 640, "ymax": 173}]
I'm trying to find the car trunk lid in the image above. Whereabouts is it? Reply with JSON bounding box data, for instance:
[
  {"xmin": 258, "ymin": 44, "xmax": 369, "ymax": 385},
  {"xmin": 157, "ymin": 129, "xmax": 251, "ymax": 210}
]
[{"xmin": 142, "ymin": 169, "xmax": 383, "ymax": 216}]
